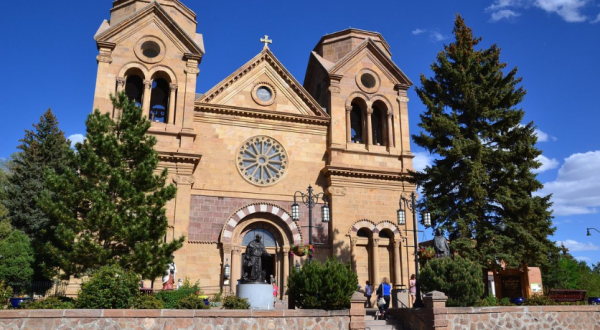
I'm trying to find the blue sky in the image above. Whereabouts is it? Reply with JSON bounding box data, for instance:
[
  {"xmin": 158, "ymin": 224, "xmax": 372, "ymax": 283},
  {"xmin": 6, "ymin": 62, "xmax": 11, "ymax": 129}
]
[{"xmin": 1, "ymin": 1, "xmax": 599, "ymax": 265}]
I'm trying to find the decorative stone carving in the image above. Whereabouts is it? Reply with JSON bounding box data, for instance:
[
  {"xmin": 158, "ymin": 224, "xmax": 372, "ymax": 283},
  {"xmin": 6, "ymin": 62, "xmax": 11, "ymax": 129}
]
[
  {"xmin": 116, "ymin": 77, "xmax": 126, "ymax": 88},
  {"xmin": 170, "ymin": 83, "xmax": 178, "ymax": 91},
  {"xmin": 185, "ymin": 67, "xmax": 200, "ymax": 75},
  {"xmin": 350, "ymin": 237, "xmax": 359, "ymax": 247},
  {"xmin": 398, "ymin": 96, "xmax": 409, "ymax": 103},
  {"xmin": 173, "ymin": 175, "xmax": 196, "ymax": 185},
  {"xmin": 329, "ymin": 86, "xmax": 341, "ymax": 94},
  {"xmin": 394, "ymin": 239, "xmax": 401, "ymax": 248},
  {"xmin": 326, "ymin": 186, "xmax": 347, "ymax": 196},
  {"xmin": 366, "ymin": 107, "xmax": 373, "ymax": 115},
  {"xmin": 96, "ymin": 54, "xmax": 113, "ymax": 63},
  {"xmin": 373, "ymin": 238, "xmax": 380, "ymax": 247},
  {"xmin": 144, "ymin": 79, "xmax": 153, "ymax": 89},
  {"xmin": 345, "ymin": 105, "xmax": 353, "ymax": 113}
]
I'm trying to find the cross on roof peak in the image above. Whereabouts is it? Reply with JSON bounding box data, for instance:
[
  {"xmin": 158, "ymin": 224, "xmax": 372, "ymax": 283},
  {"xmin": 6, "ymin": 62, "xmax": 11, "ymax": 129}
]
[{"xmin": 260, "ymin": 35, "xmax": 272, "ymax": 49}]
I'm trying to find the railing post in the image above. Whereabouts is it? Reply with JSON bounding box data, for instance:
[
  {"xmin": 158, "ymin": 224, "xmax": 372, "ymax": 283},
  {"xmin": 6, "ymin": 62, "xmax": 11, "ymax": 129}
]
[{"xmin": 423, "ymin": 291, "xmax": 449, "ymax": 330}]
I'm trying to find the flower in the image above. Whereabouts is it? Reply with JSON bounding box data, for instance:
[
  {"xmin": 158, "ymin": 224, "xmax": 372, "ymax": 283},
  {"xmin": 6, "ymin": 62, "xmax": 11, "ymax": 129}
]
[
  {"xmin": 199, "ymin": 295, "xmax": 209, "ymax": 299},
  {"xmin": 290, "ymin": 242, "xmax": 314, "ymax": 257},
  {"xmin": 418, "ymin": 246, "xmax": 436, "ymax": 260}
]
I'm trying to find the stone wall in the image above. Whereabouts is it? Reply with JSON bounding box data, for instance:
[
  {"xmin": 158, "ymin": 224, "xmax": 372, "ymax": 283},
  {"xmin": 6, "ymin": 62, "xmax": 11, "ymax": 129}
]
[
  {"xmin": 0, "ymin": 309, "xmax": 350, "ymax": 330},
  {"xmin": 390, "ymin": 291, "xmax": 600, "ymax": 330}
]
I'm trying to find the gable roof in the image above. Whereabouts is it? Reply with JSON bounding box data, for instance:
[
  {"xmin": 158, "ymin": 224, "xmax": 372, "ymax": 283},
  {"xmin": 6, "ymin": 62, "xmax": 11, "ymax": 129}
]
[
  {"xmin": 95, "ymin": 1, "xmax": 204, "ymax": 56},
  {"xmin": 198, "ymin": 47, "xmax": 329, "ymax": 118}
]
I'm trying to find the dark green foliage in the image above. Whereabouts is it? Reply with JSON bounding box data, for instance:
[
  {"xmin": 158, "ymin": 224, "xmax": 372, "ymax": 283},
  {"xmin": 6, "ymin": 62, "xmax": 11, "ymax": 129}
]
[
  {"xmin": 524, "ymin": 294, "xmax": 552, "ymax": 306},
  {"xmin": 39, "ymin": 92, "xmax": 184, "ymax": 279},
  {"xmin": 288, "ymin": 258, "xmax": 358, "ymax": 310},
  {"xmin": 155, "ymin": 279, "xmax": 200, "ymax": 309},
  {"xmin": 0, "ymin": 230, "xmax": 34, "ymax": 284},
  {"xmin": 412, "ymin": 15, "xmax": 557, "ymax": 270},
  {"xmin": 212, "ymin": 289, "xmax": 223, "ymax": 302},
  {"xmin": 222, "ymin": 295, "xmax": 250, "ymax": 309},
  {"xmin": 22, "ymin": 296, "xmax": 75, "ymax": 309},
  {"xmin": 0, "ymin": 281, "xmax": 13, "ymax": 307},
  {"xmin": 544, "ymin": 248, "xmax": 600, "ymax": 297},
  {"xmin": 419, "ymin": 256, "xmax": 484, "ymax": 307},
  {"xmin": 176, "ymin": 294, "xmax": 210, "ymax": 309},
  {"xmin": 75, "ymin": 265, "xmax": 140, "ymax": 309},
  {"xmin": 133, "ymin": 295, "xmax": 164, "ymax": 309}
]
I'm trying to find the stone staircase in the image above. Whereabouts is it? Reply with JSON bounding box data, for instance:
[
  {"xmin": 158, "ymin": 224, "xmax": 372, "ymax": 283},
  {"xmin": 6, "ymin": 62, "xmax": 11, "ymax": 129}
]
[{"xmin": 364, "ymin": 308, "xmax": 402, "ymax": 330}]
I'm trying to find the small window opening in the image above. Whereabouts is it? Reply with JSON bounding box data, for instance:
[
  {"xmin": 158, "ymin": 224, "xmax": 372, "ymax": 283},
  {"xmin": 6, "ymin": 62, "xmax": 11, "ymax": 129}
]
[
  {"xmin": 350, "ymin": 103, "xmax": 363, "ymax": 143},
  {"xmin": 357, "ymin": 228, "xmax": 370, "ymax": 238},
  {"xmin": 361, "ymin": 73, "xmax": 376, "ymax": 89},
  {"xmin": 125, "ymin": 75, "xmax": 144, "ymax": 108},
  {"xmin": 372, "ymin": 105, "xmax": 385, "ymax": 146},
  {"xmin": 141, "ymin": 41, "xmax": 161, "ymax": 58}
]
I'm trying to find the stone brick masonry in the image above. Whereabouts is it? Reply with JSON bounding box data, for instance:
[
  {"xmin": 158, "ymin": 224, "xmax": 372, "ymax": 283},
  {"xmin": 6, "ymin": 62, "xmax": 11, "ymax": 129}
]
[{"xmin": 0, "ymin": 309, "xmax": 350, "ymax": 330}]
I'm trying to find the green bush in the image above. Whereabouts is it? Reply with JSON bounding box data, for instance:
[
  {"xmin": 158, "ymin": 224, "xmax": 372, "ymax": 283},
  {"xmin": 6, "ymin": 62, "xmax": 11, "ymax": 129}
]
[
  {"xmin": 476, "ymin": 295, "xmax": 498, "ymax": 307},
  {"xmin": 288, "ymin": 258, "xmax": 358, "ymax": 310},
  {"xmin": 134, "ymin": 295, "xmax": 164, "ymax": 309},
  {"xmin": 155, "ymin": 279, "xmax": 201, "ymax": 309},
  {"xmin": 176, "ymin": 294, "xmax": 210, "ymax": 309},
  {"xmin": 0, "ymin": 230, "xmax": 34, "ymax": 284},
  {"xmin": 0, "ymin": 281, "xmax": 13, "ymax": 308},
  {"xmin": 75, "ymin": 265, "xmax": 140, "ymax": 309},
  {"xmin": 22, "ymin": 296, "xmax": 75, "ymax": 309},
  {"xmin": 524, "ymin": 294, "xmax": 552, "ymax": 306},
  {"xmin": 418, "ymin": 256, "xmax": 484, "ymax": 307},
  {"xmin": 212, "ymin": 289, "xmax": 223, "ymax": 302},
  {"xmin": 222, "ymin": 295, "xmax": 250, "ymax": 309}
]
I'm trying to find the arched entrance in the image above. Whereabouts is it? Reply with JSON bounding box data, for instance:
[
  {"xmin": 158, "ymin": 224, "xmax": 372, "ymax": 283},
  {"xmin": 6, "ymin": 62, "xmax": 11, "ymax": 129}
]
[{"xmin": 220, "ymin": 203, "xmax": 302, "ymax": 297}]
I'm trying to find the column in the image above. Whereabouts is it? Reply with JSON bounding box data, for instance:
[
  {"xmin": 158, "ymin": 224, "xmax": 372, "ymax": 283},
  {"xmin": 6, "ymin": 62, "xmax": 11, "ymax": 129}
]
[
  {"xmin": 115, "ymin": 78, "xmax": 126, "ymax": 120},
  {"xmin": 168, "ymin": 83, "xmax": 177, "ymax": 125},
  {"xmin": 172, "ymin": 174, "xmax": 195, "ymax": 280},
  {"xmin": 366, "ymin": 107, "xmax": 373, "ymax": 147},
  {"xmin": 92, "ymin": 41, "xmax": 116, "ymax": 113},
  {"xmin": 142, "ymin": 79, "xmax": 153, "ymax": 119},
  {"xmin": 387, "ymin": 111, "xmax": 394, "ymax": 149},
  {"xmin": 372, "ymin": 238, "xmax": 380, "ymax": 285},
  {"xmin": 222, "ymin": 244, "xmax": 233, "ymax": 293},
  {"xmin": 393, "ymin": 239, "xmax": 402, "ymax": 286},
  {"xmin": 231, "ymin": 246, "xmax": 242, "ymax": 295},
  {"xmin": 350, "ymin": 237, "xmax": 358, "ymax": 271},
  {"xmin": 282, "ymin": 246, "xmax": 290, "ymax": 299},
  {"xmin": 346, "ymin": 105, "xmax": 352, "ymax": 143}
]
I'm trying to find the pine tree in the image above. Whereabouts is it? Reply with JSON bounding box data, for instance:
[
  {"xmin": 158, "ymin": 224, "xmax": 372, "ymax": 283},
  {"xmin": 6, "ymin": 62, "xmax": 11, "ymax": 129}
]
[
  {"xmin": 4, "ymin": 110, "xmax": 73, "ymax": 240},
  {"xmin": 39, "ymin": 92, "xmax": 184, "ymax": 279},
  {"xmin": 412, "ymin": 15, "xmax": 557, "ymax": 270}
]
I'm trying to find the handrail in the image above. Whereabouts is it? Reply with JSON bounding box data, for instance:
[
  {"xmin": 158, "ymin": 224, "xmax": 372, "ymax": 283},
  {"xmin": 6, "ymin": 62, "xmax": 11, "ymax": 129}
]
[{"xmin": 397, "ymin": 297, "xmax": 428, "ymax": 328}]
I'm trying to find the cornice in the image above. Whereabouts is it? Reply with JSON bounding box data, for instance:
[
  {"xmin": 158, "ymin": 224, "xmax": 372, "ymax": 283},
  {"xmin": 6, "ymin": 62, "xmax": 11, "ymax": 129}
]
[
  {"xmin": 157, "ymin": 150, "xmax": 201, "ymax": 164},
  {"xmin": 195, "ymin": 103, "xmax": 330, "ymax": 126},
  {"xmin": 321, "ymin": 165, "xmax": 409, "ymax": 181},
  {"xmin": 198, "ymin": 49, "xmax": 328, "ymax": 118}
]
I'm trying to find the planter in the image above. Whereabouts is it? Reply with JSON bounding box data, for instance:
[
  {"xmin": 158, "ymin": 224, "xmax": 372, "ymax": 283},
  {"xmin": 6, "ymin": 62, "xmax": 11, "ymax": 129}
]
[
  {"xmin": 203, "ymin": 298, "xmax": 209, "ymax": 307},
  {"xmin": 9, "ymin": 297, "xmax": 32, "ymax": 308},
  {"xmin": 588, "ymin": 297, "xmax": 600, "ymax": 305},
  {"xmin": 292, "ymin": 244, "xmax": 313, "ymax": 257}
]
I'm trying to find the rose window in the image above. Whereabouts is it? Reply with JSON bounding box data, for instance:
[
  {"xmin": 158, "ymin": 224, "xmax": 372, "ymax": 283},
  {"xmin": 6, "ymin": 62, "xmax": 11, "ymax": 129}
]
[{"xmin": 237, "ymin": 136, "xmax": 288, "ymax": 186}]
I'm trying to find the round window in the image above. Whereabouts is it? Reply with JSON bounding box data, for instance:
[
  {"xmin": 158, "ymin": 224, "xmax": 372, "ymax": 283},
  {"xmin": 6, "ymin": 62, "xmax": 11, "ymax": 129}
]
[
  {"xmin": 361, "ymin": 73, "xmax": 376, "ymax": 89},
  {"xmin": 256, "ymin": 86, "xmax": 273, "ymax": 102},
  {"xmin": 236, "ymin": 136, "xmax": 288, "ymax": 186},
  {"xmin": 141, "ymin": 41, "xmax": 161, "ymax": 58}
]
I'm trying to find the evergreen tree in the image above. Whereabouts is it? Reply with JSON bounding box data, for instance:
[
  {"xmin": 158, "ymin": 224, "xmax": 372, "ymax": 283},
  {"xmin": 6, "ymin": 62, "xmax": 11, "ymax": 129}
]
[
  {"xmin": 39, "ymin": 92, "xmax": 184, "ymax": 279},
  {"xmin": 0, "ymin": 230, "xmax": 35, "ymax": 284},
  {"xmin": 412, "ymin": 16, "xmax": 557, "ymax": 270},
  {"xmin": 4, "ymin": 110, "xmax": 73, "ymax": 240}
]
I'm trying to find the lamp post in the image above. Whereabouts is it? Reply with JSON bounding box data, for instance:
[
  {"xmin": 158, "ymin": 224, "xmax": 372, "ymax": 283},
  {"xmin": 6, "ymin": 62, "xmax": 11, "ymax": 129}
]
[
  {"xmin": 397, "ymin": 192, "xmax": 431, "ymax": 308},
  {"xmin": 292, "ymin": 185, "xmax": 330, "ymax": 260},
  {"xmin": 587, "ymin": 228, "xmax": 600, "ymax": 236}
]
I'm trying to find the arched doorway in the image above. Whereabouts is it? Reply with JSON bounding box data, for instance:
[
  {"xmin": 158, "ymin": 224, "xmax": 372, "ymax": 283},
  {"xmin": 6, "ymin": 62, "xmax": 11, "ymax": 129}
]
[{"xmin": 241, "ymin": 227, "xmax": 278, "ymax": 284}]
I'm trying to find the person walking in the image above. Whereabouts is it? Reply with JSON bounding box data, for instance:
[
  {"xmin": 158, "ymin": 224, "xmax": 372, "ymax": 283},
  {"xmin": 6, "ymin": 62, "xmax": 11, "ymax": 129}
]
[
  {"xmin": 409, "ymin": 274, "xmax": 417, "ymax": 306},
  {"xmin": 376, "ymin": 277, "xmax": 391, "ymax": 319},
  {"xmin": 364, "ymin": 280, "xmax": 373, "ymax": 308},
  {"xmin": 272, "ymin": 282, "xmax": 278, "ymax": 307}
]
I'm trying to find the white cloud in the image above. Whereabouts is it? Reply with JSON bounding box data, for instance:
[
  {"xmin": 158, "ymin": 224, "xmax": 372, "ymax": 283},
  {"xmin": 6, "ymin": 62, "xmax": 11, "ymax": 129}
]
[
  {"xmin": 412, "ymin": 28, "xmax": 426, "ymax": 35},
  {"xmin": 556, "ymin": 239, "xmax": 600, "ymax": 251},
  {"xmin": 491, "ymin": 9, "xmax": 522, "ymax": 21},
  {"xmin": 538, "ymin": 151, "xmax": 600, "ymax": 216},
  {"xmin": 67, "ymin": 134, "xmax": 85, "ymax": 148},
  {"xmin": 533, "ymin": 154, "xmax": 559, "ymax": 173},
  {"xmin": 534, "ymin": 128, "xmax": 557, "ymax": 142},
  {"xmin": 430, "ymin": 31, "xmax": 447, "ymax": 42},
  {"xmin": 592, "ymin": 13, "xmax": 600, "ymax": 23},
  {"xmin": 487, "ymin": 0, "xmax": 593, "ymax": 23},
  {"xmin": 575, "ymin": 256, "xmax": 591, "ymax": 262},
  {"xmin": 412, "ymin": 151, "xmax": 434, "ymax": 172}
]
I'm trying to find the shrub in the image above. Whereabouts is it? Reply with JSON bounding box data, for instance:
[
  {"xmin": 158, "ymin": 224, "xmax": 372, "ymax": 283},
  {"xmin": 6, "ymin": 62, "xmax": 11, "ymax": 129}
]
[
  {"xmin": 177, "ymin": 294, "xmax": 210, "ymax": 309},
  {"xmin": 212, "ymin": 289, "xmax": 223, "ymax": 302},
  {"xmin": 288, "ymin": 258, "xmax": 358, "ymax": 310},
  {"xmin": 75, "ymin": 265, "xmax": 140, "ymax": 309},
  {"xmin": 222, "ymin": 295, "xmax": 250, "ymax": 309},
  {"xmin": 155, "ymin": 279, "xmax": 201, "ymax": 309},
  {"xmin": 0, "ymin": 230, "xmax": 34, "ymax": 284},
  {"xmin": 134, "ymin": 295, "xmax": 164, "ymax": 309},
  {"xmin": 22, "ymin": 296, "xmax": 74, "ymax": 309},
  {"xmin": 524, "ymin": 294, "xmax": 552, "ymax": 306},
  {"xmin": 476, "ymin": 295, "xmax": 498, "ymax": 307},
  {"xmin": 0, "ymin": 281, "xmax": 13, "ymax": 308},
  {"xmin": 418, "ymin": 256, "xmax": 484, "ymax": 307}
]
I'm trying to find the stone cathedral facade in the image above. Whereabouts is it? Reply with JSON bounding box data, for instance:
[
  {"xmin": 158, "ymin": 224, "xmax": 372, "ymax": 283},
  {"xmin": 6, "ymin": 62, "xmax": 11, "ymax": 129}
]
[{"xmin": 92, "ymin": 0, "xmax": 419, "ymax": 303}]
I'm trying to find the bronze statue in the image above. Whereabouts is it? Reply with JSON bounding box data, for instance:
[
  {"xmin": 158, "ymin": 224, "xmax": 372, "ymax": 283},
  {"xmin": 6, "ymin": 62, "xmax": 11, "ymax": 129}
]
[
  {"xmin": 242, "ymin": 234, "xmax": 269, "ymax": 283},
  {"xmin": 434, "ymin": 228, "xmax": 451, "ymax": 258}
]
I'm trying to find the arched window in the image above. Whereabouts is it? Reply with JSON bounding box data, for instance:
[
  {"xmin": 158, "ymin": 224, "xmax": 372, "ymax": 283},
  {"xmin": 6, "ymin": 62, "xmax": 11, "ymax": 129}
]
[
  {"xmin": 125, "ymin": 75, "xmax": 144, "ymax": 107},
  {"xmin": 350, "ymin": 103, "xmax": 363, "ymax": 143},
  {"xmin": 357, "ymin": 228, "xmax": 370, "ymax": 238},
  {"xmin": 242, "ymin": 228, "xmax": 277, "ymax": 247},
  {"xmin": 372, "ymin": 105, "xmax": 385, "ymax": 146},
  {"xmin": 149, "ymin": 78, "xmax": 170, "ymax": 123}
]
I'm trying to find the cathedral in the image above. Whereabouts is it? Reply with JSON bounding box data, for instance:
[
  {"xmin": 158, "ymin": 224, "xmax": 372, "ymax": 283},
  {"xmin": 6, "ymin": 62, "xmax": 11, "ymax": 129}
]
[{"xmin": 91, "ymin": 0, "xmax": 419, "ymax": 304}]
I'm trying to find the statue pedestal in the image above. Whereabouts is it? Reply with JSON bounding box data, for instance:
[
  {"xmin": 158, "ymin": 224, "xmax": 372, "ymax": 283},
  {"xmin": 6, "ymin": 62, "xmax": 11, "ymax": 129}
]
[{"xmin": 237, "ymin": 283, "xmax": 273, "ymax": 310}]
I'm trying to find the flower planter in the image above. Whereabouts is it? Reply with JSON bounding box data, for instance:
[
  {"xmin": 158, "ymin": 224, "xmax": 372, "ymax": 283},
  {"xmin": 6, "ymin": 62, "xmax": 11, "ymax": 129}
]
[
  {"xmin": 203, "ymin": 298, "xmax": 209, "ymax": 306},
  {"xmin": 588, "ymin": 297, "xmax": 600, "ymax": 305},
  {"xmin": 9, "ymin": 297, "xmax": 31, "ymax": 308},
  {"xmin": 291, "ymin": 244, "xmax": 313, "ymax": 257},
  {"xmin": 510, "ymin": 297, "xmax": 525, "ymax": 305}
]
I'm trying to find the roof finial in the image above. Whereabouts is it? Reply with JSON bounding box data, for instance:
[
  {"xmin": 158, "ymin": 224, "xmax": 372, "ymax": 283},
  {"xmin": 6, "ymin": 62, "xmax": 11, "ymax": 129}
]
[{"xmin": 260, "ymin": 35, "xmax": 273, "ymax": 49}]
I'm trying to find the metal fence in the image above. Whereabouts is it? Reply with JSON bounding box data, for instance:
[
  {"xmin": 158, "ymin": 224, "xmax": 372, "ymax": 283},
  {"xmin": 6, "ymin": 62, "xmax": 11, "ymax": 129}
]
[{"xmin": 7, "ymin": 281, "xmax": 69, "ymax": 298}]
